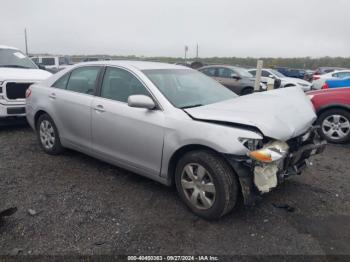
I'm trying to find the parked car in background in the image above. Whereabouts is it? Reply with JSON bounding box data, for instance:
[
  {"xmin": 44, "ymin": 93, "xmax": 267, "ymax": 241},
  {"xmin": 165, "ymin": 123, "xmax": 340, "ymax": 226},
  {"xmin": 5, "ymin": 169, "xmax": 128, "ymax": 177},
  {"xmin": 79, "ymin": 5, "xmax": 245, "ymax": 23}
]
[
  {"xmin": 322, "ymin": 77, "xmax": 350, "ymax": 90},
  {"xmin": 314, "ymin": 67, "xmax": 346, "ymax": 76},
  {"xmin": 0, "ymin": 45, "xmax": 51, "ymax": 123},
  {"xmin": 307, "ymin": 88, "xmax": 350, "ymax": 143},
  {"xmin": 312, "ymin": 71, "xmax": 350, "ymax": 89},
  {"xmin": 248, "ymin": 68, "xmax": 312, "ymax": 91},
  {"xmin": 304, "ymin": 70, "xmax": 315, "ymax": 82},
  {"xmin": 198, "ymin": 65, "xmax": 266, "ymax": 95},
  {"xmin": 26, "ymin": 61, "xmax": 325, "ymax": 219},
  {"xmin": 31, "ymin": 56, "xmax": 72, "ymax": 73},
  {"xmin": 275, "ymin": 67, "xmax": 306, "ymax": 80}
]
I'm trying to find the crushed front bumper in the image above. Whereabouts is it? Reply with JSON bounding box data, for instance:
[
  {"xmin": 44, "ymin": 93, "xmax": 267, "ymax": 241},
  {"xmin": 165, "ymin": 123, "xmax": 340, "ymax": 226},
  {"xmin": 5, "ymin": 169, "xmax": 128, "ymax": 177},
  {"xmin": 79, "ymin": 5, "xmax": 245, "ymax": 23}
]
[{"xmin": 225, "ymin": 128, "xmax": 327, "ymax": 205}]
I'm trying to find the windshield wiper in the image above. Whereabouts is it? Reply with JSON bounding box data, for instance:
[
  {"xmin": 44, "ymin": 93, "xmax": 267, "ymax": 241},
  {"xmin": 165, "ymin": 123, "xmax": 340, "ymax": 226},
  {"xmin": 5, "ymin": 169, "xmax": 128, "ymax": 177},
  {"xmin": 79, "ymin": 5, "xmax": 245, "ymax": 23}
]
[
  {"xmin": 180, "ymin": 104, "xmax": 203, "ymax": 109},
  {"xmin": 0, "ymin": 65, "xmax": 31, "ymax": 69}
]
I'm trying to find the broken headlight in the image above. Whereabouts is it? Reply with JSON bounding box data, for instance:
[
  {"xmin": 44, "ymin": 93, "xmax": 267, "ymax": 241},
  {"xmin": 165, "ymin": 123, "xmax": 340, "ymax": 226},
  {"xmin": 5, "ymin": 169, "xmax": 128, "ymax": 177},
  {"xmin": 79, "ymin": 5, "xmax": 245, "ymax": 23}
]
[
  {"xmin": 248, "ymin": 140, "xmax": 289, "ymax": 163},
  {"xmin": 238, "ymin": 138, "xmax": 263, "ymax": 151}
]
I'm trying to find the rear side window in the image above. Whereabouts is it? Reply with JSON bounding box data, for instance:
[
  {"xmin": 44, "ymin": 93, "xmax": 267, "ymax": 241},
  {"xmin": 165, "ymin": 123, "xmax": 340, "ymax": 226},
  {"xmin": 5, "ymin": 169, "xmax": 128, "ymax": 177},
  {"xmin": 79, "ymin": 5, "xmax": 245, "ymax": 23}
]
[
  {"xmin": 52, "ymin": 73, "xmax": 70, "ymax": 89},
  {"xmin": 217, "ymin": 68, "xmax": 233, "ymax": 78},
  {"xmin": 334, "ymin": 72, "xmax": 350, "ymax": 78},
  {"xmin": 100, "ymin": 67, "xmax": 150, "ymax": 103},
  {"xmin": 66, "ymin": 66, "xmax": 100, "ymax": 95},
  {"xmin": 200, "ymin": 68, "xmax": 216, "ymax": 77}
]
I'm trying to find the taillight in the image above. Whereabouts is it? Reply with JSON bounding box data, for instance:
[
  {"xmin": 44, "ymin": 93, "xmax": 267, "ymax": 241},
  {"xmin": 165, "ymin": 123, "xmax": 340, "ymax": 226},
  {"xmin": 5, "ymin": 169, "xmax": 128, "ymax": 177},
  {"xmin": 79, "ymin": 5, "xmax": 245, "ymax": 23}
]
[
  {"xmin": 313, "ymin": 75, "xmax": 320, "ymax": 80},
  {"xmin": 322, "ymin": 82, "xmax": 329, "ymax": 89},
  {"xmin": 25, "ymin": 87, "xmax": 32, "ymax": 98}
]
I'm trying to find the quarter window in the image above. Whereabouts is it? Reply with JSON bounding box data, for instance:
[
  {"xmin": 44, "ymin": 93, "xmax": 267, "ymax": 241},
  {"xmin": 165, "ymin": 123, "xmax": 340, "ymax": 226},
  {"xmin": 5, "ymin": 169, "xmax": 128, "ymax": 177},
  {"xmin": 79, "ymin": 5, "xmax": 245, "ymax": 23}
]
[
  {"xmin": 66, "ymin": 66, "xmax": 100, "ymax": 95},
  {"xmin": 52, "ymin": 73, "xmax": 70, "ymax": 89},
  {"xmin": 101, "ymin": 67, "xmax": 150, "ymax": 103}
]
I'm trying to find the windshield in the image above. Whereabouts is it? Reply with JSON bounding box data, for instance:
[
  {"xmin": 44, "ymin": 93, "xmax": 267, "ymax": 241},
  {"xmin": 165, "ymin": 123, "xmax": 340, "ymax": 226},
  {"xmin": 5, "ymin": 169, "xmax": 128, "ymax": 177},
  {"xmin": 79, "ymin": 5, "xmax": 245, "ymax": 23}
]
[
  {"xmin": 270, "ymin": 69, "xmax": 285, "ymax": 78},
  {"xmin": 143, "ymin": 69, "xmax": 237, "ymax": 108},
  {"xmin": 0, "ymin": 48, "xmax": 38, "ymax": 69},
  {"xmin": 233, "ymin": 67, "xmax": 253, "ymax": 78}
]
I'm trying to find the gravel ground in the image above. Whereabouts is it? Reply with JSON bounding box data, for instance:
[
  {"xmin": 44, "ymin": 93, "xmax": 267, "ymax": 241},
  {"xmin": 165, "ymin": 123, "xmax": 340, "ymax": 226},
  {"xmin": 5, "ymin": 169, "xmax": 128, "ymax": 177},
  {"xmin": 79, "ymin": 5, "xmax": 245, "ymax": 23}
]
[{"xmin": 1, "ymin": 124, "xmax": 350, "ymax": 257}]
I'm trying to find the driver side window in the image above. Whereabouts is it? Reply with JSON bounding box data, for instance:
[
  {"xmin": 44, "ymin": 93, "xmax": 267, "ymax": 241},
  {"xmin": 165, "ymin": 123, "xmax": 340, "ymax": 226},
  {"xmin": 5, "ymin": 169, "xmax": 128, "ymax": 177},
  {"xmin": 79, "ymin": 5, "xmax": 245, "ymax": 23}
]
[
  {"xmin": 100, "ymin": 67, "xmax": 150, "ymax": 103},
  {"xmin": 217, "ymin": 68, "xmax": 233, "ymax": 78}
]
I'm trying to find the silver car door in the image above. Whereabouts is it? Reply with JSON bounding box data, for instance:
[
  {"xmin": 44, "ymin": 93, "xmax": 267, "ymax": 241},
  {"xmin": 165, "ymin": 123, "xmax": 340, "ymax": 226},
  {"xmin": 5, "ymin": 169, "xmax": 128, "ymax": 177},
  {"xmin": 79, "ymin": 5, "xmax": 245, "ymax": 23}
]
[
  {"xmin": 91, "ymin": 66, "xmax": 165, "ymax": 177},
  {"xmin": 49, "ymin": 66, "xmax": 101, "ymax": 151}
]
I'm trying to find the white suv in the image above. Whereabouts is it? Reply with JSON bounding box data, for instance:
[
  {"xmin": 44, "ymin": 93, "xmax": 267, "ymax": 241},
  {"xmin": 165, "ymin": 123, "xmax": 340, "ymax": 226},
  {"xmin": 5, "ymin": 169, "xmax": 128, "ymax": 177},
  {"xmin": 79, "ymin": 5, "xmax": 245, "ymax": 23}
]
[{"xmin": 0, "ymin": 45, "xmax": 51, "ymax": 122}]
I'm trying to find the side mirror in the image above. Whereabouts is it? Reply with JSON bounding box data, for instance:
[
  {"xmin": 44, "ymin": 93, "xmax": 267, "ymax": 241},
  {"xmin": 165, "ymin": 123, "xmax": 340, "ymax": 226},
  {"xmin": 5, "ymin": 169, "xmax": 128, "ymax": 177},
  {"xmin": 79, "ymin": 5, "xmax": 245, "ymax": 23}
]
[
  {"xmin": 128, "ymin": 95, "xmax": 156, "ymax": 110},
  {"xmin": 231, "ymin": 73, "xmax": 241, "ymax": 80},
  {"xmin": 268, "ymin": 74, "xmax": 275, "ymax": 79}
]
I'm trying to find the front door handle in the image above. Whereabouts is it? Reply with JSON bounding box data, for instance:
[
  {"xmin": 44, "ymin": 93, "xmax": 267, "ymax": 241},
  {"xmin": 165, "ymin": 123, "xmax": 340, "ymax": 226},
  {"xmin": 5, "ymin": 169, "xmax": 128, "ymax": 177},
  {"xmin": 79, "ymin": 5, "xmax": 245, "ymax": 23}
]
[
  {"xmin": 49, "ymin": 93, "xmax": 56, "ymax": 99},
  {"xmin": 94, "ymin": 105, "xmax": 105, "ymax": 113}
]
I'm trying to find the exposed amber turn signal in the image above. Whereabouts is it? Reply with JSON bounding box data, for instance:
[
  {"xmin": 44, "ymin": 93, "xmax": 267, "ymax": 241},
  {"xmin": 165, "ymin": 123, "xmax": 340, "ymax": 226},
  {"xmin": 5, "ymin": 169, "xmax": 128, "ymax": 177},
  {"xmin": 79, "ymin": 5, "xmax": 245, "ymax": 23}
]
[{"xmin": 249, "ymin": 150, "xmax": 272, "ymax": 163}]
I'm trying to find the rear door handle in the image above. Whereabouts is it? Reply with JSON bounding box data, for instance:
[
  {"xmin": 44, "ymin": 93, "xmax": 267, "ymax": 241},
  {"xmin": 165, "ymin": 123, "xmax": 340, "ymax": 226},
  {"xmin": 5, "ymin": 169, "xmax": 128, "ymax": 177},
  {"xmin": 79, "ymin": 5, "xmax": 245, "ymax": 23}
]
[
  {"xmin": 49, "ymin": 93, "xmax": 56, "ymax": 99},
  {"xmin": 94, "ymin": 104, "xmax": 105, "ymax": 113}
]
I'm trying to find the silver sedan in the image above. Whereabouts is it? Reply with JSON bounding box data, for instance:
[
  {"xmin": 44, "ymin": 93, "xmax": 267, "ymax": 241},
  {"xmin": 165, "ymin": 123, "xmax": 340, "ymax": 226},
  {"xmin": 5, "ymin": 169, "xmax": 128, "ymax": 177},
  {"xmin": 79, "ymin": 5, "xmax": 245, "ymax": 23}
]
[{"xmin": 26, "ymin": 61, "xmax": 325, "ymax": 219}]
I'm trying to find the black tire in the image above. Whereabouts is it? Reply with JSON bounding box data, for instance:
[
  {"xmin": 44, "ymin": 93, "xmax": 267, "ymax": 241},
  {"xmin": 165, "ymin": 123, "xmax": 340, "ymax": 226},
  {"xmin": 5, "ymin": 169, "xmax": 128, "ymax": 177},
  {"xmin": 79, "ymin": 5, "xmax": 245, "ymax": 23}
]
[
  {"xmin": 240, "ymin": 87, "xmax": 254, "ymax": 96},
  {"xmin": 175, "ymin": 150, "xmax": 238, "ymax": 220},
  {"xmin": 36, "ymin": 113, "xmax": 64, "ymax": 155},
  {"xmin": 317, "ymin": 109, "xmax": 350, "ymax": 143}
]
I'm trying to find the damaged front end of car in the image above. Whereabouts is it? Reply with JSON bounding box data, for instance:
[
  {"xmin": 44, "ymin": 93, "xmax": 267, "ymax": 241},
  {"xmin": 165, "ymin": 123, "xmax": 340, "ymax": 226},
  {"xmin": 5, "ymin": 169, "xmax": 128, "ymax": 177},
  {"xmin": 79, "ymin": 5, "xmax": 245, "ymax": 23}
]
[{"xmin": 225, "ymin": 127, "xmax": 327, "ymax": 206}]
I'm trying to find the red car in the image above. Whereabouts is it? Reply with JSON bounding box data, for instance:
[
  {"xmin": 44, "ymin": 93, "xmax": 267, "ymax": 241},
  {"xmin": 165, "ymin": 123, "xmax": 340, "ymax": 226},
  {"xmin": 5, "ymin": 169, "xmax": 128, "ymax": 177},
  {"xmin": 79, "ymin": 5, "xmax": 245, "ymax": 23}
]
[{"xmin": 307, "ymin": 88, "xmax": 350, "ymax": 143}]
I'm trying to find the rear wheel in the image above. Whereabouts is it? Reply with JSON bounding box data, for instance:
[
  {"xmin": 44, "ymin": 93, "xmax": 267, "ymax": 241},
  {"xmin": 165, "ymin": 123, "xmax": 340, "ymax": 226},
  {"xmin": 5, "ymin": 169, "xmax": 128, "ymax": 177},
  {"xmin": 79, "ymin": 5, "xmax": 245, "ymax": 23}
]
[
  {"xmin": 317, "ymin": 109, "xmax": 350, "ymax": 143},
  {"xmin": 36, "ymin": 114, "xmax": 64, "ymax": 154},
  {"xmin": 175, "ymin": 150, "xmax": 238, "ymax": 220}
]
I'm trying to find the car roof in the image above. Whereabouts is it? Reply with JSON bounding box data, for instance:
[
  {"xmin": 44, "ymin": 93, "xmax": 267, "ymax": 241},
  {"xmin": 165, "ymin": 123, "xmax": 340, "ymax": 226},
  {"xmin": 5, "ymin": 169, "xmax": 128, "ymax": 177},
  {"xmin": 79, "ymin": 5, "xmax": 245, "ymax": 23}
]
[
  {"xmin": 0, "ymin": 45, "xmax": 20, "ymax": 51},
  {"xmin": 329, "ymin": 69, "xmax": 350, "ymax": 74},
  {"xmin": 75, "ymin": 60, "xmax": 188, "ymax": 70}
]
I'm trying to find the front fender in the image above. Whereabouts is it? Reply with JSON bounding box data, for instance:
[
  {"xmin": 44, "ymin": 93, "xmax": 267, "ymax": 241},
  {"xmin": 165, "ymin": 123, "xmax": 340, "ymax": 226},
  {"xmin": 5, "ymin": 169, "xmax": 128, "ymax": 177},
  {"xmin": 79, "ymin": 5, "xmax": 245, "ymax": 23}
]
[{"xmin": 160, "ymin": 118, "xmax": 263, "ymax": 179}]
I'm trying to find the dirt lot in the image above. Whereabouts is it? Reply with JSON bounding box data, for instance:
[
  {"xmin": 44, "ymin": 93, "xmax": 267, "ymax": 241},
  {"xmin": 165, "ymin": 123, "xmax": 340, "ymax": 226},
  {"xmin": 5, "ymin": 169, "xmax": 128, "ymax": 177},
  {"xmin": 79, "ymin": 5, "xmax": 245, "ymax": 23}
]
[{"xmin": 1, "ymin": 124, "xmax": 350, "ymax": 257}]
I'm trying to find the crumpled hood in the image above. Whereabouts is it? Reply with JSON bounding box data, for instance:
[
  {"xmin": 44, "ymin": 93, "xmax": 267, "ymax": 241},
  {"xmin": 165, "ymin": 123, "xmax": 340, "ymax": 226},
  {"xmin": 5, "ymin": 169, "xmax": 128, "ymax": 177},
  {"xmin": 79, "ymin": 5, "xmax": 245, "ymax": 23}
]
[
  {"xmin": 0, "ymin": 68, "xmax": 52, "ymax": 81},
  {"xmin": 184, "ymin": 87, "xmax": 317, "ymax": 141}
]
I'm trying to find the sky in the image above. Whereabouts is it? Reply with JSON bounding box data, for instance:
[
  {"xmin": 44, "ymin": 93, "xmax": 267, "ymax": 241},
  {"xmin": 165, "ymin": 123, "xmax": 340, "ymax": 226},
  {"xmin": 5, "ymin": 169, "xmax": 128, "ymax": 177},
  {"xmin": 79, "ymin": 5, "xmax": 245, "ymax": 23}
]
[{"xmin": 1, "ymin": 0, "xmax": 349, "ymax": 58}]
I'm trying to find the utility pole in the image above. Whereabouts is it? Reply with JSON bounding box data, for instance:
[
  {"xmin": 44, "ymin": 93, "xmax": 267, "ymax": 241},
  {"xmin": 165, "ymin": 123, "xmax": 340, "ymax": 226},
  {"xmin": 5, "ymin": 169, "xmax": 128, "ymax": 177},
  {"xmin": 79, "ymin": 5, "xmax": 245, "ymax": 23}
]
[
  {"xmin": 184, "ymin": 45, "xmax": 188, "ymax": 65},
  {"xmin": 196, "ymin": 44, "xmax": 199, "ymax": 59},
  {"xmin": 254, "ymin": 60, "xmax": 263, "ymax": 91},
  {"xmin": 24, "ymin": 28, "xmax": 29, "ymax": 55}
]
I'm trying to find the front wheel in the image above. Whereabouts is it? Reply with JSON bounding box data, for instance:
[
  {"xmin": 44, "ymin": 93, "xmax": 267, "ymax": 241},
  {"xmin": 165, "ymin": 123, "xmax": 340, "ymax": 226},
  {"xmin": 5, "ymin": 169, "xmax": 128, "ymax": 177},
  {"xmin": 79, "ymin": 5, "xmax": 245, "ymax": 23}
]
[
  {"xmin": 36, "ymin": 114, "xmax": 64, "ymax": 155},
  {"xmin": 240, "ymin": 87, "xmax": 254, "ymax": 96},
  {"xmin": 317, "ymin": 109, "xmax": 350, "ymax": 143},
  {"xmin": 175, "ymin": 150, "xmax": 238, "ymax": 220}
]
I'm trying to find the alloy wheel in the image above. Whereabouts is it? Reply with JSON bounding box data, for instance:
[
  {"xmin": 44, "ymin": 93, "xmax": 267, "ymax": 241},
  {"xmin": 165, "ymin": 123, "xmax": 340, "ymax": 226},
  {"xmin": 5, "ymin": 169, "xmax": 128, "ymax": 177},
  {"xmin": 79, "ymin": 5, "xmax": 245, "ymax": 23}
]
[
  {"xmin": 39, "ymin": 120, "xmax": 56, "ymax": 149},
  {"xmin": 322, "ymin": 114, "xmax": 350, "ymax": 140},
  {"xmin": 181, "ymin": 163, "xmax": 216, "ymax": 210}
]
